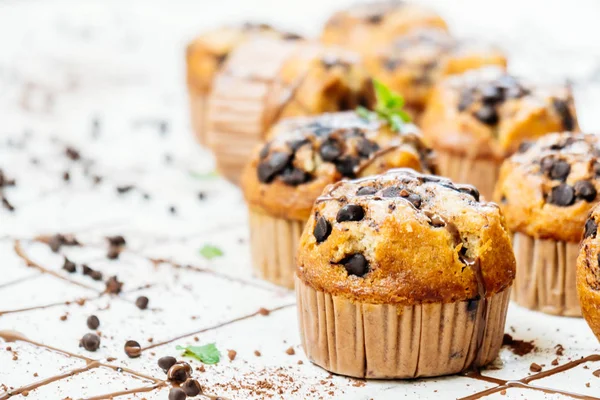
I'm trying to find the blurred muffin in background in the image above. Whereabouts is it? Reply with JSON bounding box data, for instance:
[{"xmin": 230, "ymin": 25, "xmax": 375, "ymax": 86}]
[
  {"xmin": 241, "ymin": 111, "xmax": 435, "ymax": 288},
  {"xmin": 496, "ymin": 133, "xmax": 600, "ymax": 316},
  {"xmin": 208, "ymin": 39, "xmax": 374, "ymax": 185},
  {"xmin": 186, "ymin": 23, "xmax": 302, "ymax": 146},
  {"xmin": 364, "ymin": 28, "xmax": 507, "ymax": 117},
  {"xmin": 578, "ymin": 203, "xmax": 600, "ymax": 337},
  {"xmin": 421, "ymin": 67, "xmax": 578, "ymax": 199},
  {"xmin": 321, "ymin": 0, "xmax": 447, "ymax": 54}
]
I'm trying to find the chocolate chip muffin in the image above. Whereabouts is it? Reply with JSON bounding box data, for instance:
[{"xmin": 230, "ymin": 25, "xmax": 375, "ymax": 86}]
[
  {"xmin": 296, "ymin": 168, "xmax": 515, "ymax": 378},
  {"xmin": 421, "ymin": 67, "xmax": 578, "ymax": 200},
  {"xmin": 321, "ymin": 1, "xmax": 447, "ymax": 54},
  {"xmin": 241, "ymin": 112, "xmax": 435, "ymax": 288},
  {"xmin": 577, "ymin": 204, "xmax": 600, "ymax": 339},
  {"xmin": 208, "ymin": 39, "xmax": 373, "ymax": 185},
  {"xmin": 186, "ymin": 23, "xmax": 301, "ymax": 146},
  {"xmin": 364, "ymin": 28, "xmax": 507, "ymax": 116},
  {"xmin": 495, "ymin": 133, "xmax": 600, "ymax": 316}
]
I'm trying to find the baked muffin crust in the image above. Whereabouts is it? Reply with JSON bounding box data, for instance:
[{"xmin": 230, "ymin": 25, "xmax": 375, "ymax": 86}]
[
  {"xmin": 242, "ymin": 112, "xmax": 435, "ymax": 221},
  {"xmin": 577, "ymin": 205, "xmax": 600, "ymax": 339},
  {"xmin": 421, "ymin": 67, "xmax": 578, "ymax": 160},
  {"xmin": 297, "ymin": 168, "xmax": 515, "ymax": 305},
  {"xmin": 495, "ymin": 132, "xmax": 600, "ymax": 243}
]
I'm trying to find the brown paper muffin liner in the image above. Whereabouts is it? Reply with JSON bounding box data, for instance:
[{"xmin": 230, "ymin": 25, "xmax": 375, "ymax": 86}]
[
  {"xmin": 436, "ymin": 150, "xmax": 500, "ymax": 201},
  {"xmin": 512, "ymin": 232, "xmax": 581, "ymax": 317},
  {"xmin": 248, "ymin": 208, "xmax": 305, "ymax": 289},
  {"xmin": 296, "ymin": 277, "xmax": 511, "ymax": 378},
  {"xmin": 188, "ymin": 88, "xmax": 209, "ymax": 146}
]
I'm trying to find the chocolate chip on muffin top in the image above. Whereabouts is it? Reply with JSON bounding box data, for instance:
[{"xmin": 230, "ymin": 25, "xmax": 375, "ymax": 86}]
[
  {"xmin": 297, "ymin": 168, "xmax": 515, "ymax": 305},
  {"xmin": 495, "ymin": 132, "xmax": 600, "ymax": 242}
]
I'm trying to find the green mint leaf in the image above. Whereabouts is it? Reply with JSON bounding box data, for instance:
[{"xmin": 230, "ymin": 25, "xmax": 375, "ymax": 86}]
[
  {"xmin": 199, "ymin": 244, "xmax": 223, "ymax": 260},
  {"xmin": 359, "ymin": 79, "xmax": 411, "ymax": 133},
  {"xmin": 176, "ymin": 343, "xmax": 220, "ymax": 364},
  {"xmin": 189, "ymin": 170, "xmax": 219, "ymax": 180}
]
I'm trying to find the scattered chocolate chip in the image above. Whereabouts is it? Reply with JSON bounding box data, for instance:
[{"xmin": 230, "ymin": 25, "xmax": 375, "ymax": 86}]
[
  {"xmin": 168, "ymin": 387, "xmax": 186, "ymax": 400},
  {"xmin": 169, "ymin": 205, "xmax": 177, "ymax": 214},
  {"xmin": 584, "ymin": 219, "xmax": 598, "ymax": 239},
  {"xmin": 319, "ymin": 139, "xmax": 342, "ymax": 162},
  {"xmin": 530, "ymin": 362, "xmax": 543, "ymax": 373},
  {"xmin": 548, "ymin": 184, "xmax": 575, "ymax": 206},
  {"xmin": 197, "ymin": 191, "xmax": 206, "ymax": 201},
  {"xmin": 474, "ymin": 105, "xmax": 499, "ymax": 125},
  {"xmin": 62, "ymin": 171, "xmax": 70, "ymax": 182},
  {"xmin": 575, "ymin": 181, "xmax": 597, "ymax": 202},
  {"xmin": 87, "ymin": 315, "xmax": 100, "ymax": 330},
  {"xmin": 356, "ymin": 186, "xmax": 377, "ymax": 196},
  {"xmin": 124, "ymin": 340, "xmax": 142, "ymax": 358},
  {"xmin": 552, "ymin": 98, "xmax": 575, "ymax": 131},
  {"xmin": 116, "ymin": 185, "xmax": 134, "ymax": 194},
  {"xmin": 285, "ymin": 346, "xmax": 295, "ymax": 355},
  {"xmin": 1, "ymin": 196, "xmax": 15, "ymax": 212},
  {"xmin": 105, "ymin": 276, "xmax": 123, "ymax": 294},
  {"xmin": 227, "ymin": 349, "xmax": 237, "ymax": 361},
  {"xmin": 107, "ymin": 247, "xmax": 120, "ymax": 260},
  {"xmin": 279, "ymin": 167, "xmax": 310, "ymax": 186},
  {"xmin": 106, "ymin": 236, "xmax": 126, "ymax": 247},
  {"xmin": 314, "ymin": 217, "xmax": 332, "ymax": 243},
  {"xmin": 46, "ymin": 234, "xmax": 80, "ymax": 253},
  {"xmin": 182, "ymin": 378, "xmax": 203, "ymax": 396},
  {"xmin": 334, "ymin": 156, "xmax": 359, "ymax": 178},
  {"xmin": 336, "ymin": 204, "xmax": 365, "ymax": 222},
  {"xmin": 62, "ymin": 257, "xmax": 76, "ymax": 273},
  {"xmin": 340, "ymin": 254, "xmax": 369, "ymax": 277},
  {"xmin": 135, "ymin": 296, "xmax": 149, "ymax": 310},
  {"xmin": 167, "ymin": 362, "xmax": 192, "ymax": 383},
  {"xmin": 80, "ymin": 333, "xmax": 100, "ymax": 352},
  {"xmin": 257, "ymin": 152, "xmax": 291, "ymax": 183},
  {"xmin": 157, "ymin": 356, "xmax": 177, "ymax": 373},
  {"xmin": 549, "ymin": 160, "xmax": 571, "ymax": 181},
  {"xmin": 502, "ymin": 334, "xmax": 536, "ymax": 356},
  {"xmin": 65, "ymin": 147, "xmax": 81, "ymax": 161}
]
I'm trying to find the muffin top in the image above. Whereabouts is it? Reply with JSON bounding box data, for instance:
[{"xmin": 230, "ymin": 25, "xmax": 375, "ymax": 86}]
[
  {"xmin": 241, "ymin": 112, "xmax": 436, "ymax": 221},
  {"xmin": 421, "ymin": 67, "xmax": 578, "ymax": 160},
  {"xmin": 365, "ymin": 29, "xmax": 506, "ymax": 107},
  {"xmin": 321, "ymin": 1, "xmax": 447, "ymax": 53},
  {"xmin": 297, "ymin": 168, "xmax": 515, "ymax": 305},
  {"xmin": 495, "ymin": 132, "xmax": 600, "ymax": 243},
  {"xmin": 578, "ymin": 204, "xmax": 600, "ymax": 293},
  {"xmin": 186, "ymin": 23, "xmax": 301, "ymax": 91}
]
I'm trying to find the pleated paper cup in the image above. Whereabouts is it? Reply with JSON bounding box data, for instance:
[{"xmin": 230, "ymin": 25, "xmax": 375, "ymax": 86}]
[
  {"xmin": 189, "ymin": 88, "xmax": 209, "ymax": 147},
  {"xmin": 436, "ymin": 150, "xmax": 500, "ymax": 201},
  {"xmin": 248, "ymin": 208, "xmax": 305, "ymax": 289},
  {"xmin": 296, "ymin": 276, "xmax": 511, "ymax": 379},
  {"xmin": 512, "ymin": 232, "xmax": 581, "ymax": 317}
]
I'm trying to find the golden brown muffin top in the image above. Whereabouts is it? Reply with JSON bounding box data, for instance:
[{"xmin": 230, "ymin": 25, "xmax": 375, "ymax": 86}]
[
  {"xmin": 241, "ymin": 112, "xmax": 435, "ymax": 221},
  {"xmin": 365, "ymin": 29, "xmax": 506, "ymax": 107},
  {"xmin": 296, "ymin": 168, "xmax": 515, "ymax": 305},
  {"xmin": 421, "ymin": 67, "xmax": 578, "ymax": 160},
  {"xmin": 495, "ymin": 132, "xmax": 600, "ymax": 243},
  {"xmin": 321, "ymin": 1, "xmax": 447, "ymax": 53},
  {"xmin": 186, "ymin": 23, "xmax": 302, "ymax": 92}
]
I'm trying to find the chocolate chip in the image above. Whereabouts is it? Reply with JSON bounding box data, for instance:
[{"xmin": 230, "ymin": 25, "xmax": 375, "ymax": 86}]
[
  {"xmin": 257, "ymin": 152, "xmax": 291, "ymax": 183},
  {"xmin": 167, "ymin": 362, "xmax": 192, "ymax": 383},
  {"xmin": 319, "ymin": 139, "xmax": 342, "ymax": 162},
  {"xmin": 116, "ymin": 185, "xmax": 134, "ymax": 194},
  {"xmin": 288, "ymin": 138, "xmax": 309, "ymax": 152},
  {"xmin": 313, "ymin": 217, "xmax": 332, "ymax": 243},
  {"xmin": 548, "ymin": 184, "xmax": 575, "ymax": 206},
  {"xmin": 584, "ymin": 219, "xmax": 598, "ymax": 239},
  {"xmin": 259, "ymin": 143, "xmax": 270, "ymax": 160},
  {"xmin": 335, "ymin": 156, "xmax": 359, "ymax": 177},
  {"xmin": 356, "ymin": 138, "xmax": 379, "ymax": 158},
  {"xmin": 124, "ymin": 340, "xmax": 141, "ymax": 358},
  {"xmin": 157, "ymin": 356, "xmax": 177, "ymax": 373},
  {"xmin": 279, "ymin": 167, "xmax": 310, "ymax": 186},
  {"xmin": 65, "ymin": 147, "xmax": 81, "ymax": 161},
  {"xmin": 80, "ymin": 333, "xmax": 100, "ymax": 352},
  {"xmin": 458, "ymin": 186, "xmax": 480, "ymax": 202},
  {"xmin": 86, "ymin": 315, "xmax": 100, "ymax": 330},
  {"xmin": 575, "ymin": 181, "xmax": 597, "ymax": 202},
  {"xmin": 135, "ymin": 296, "xmax": 149, "ymax": 310},
  {"xmin": 62, "ymin": 257, "xmax": 76, "ymax": 273},
  {"xmin": 381, "ymin": 186, "xmax": 403, "ymax": 197},
  {"xmin": 336, "ymin": 204, "xmax": 365, "ymax": 222},
  {"xmin": 340, "ymin": 254, "xmax": 369, "ymax": 277},
  {"xmin": 552, "ymin": 98, "xmax": 575, "ymax": 131},
  {"xmin": 106, "ymin": 236, "xmax": 126, "ymax": 247},
  {"xmin": 105, "ymin": 276, "xmax": 123, "ymax": 294},
  {"xmin": 406, "ymin": 193, "xmax": 422, "ymax": 208},
  {"xmin": 182, "ymin": 378, "xmax": 203, "ymax": 396},
  {"xmin": 474, "ymin": 105, "xmax": 499, "ymax": 125},
  {"xmin": 107, "ymin": 246, "xmax": 120, "ymax": 260},
  {"xmin": 356, "ymin": 186, "xmax": 377, "ymax": 196},
  {"xmin": 480, "ymin": 85, "xmax": 503, "ymax": 104},
  {"xmin": 168, "ymin": 388, "xmax": 186, "ymax": 400},
  {"xmin": 549, "ymin": 160, "xmax": 571, "ymax": 181}
]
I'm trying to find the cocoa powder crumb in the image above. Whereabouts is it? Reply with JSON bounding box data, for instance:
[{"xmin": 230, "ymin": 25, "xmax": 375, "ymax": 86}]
[
  {"xmin": 530, "ymin": 362, "xmax": 542, "ymax": 372},
  {"xmin": 551, "ymin": 358, "xmax": 559, "ymax": 366},
  {"xmin": 502, "ymin": 334, "xmax": 535, "ymax": 356},
  {"xmin": 555, "ymin": 344, "xmax": 564, "ymax": 356}
]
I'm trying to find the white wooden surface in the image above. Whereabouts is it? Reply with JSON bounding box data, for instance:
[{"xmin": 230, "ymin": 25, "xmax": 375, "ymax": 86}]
[{"xmin": 1, "ymin": 0, "xmax": 600, "ymax": 398}]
